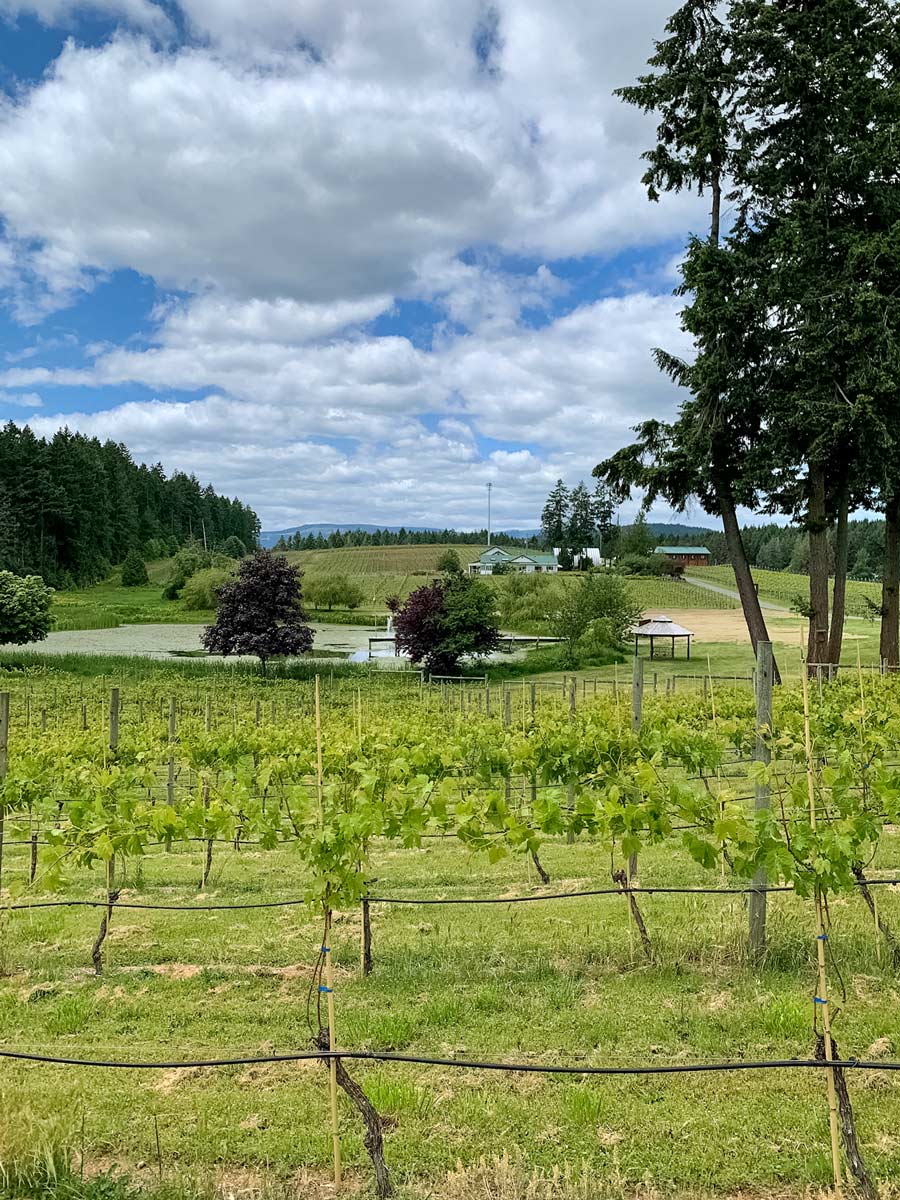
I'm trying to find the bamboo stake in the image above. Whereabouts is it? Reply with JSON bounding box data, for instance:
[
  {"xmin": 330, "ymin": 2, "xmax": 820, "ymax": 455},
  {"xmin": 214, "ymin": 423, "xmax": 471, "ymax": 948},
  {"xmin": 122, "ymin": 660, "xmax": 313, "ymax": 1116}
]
[
  {"xmin": 323, "ymin": 906, "xmax": 342, "ymax": 1185},
  {"xmin": 315, "ymin": 676, "xmax": 324, "ymax": 825},
  {"xmin": 707, "ymin": 655, "xmax": 724, "ymax": 882},
  {"xmin": 800, "ymin": 645, "xmax": 843, "ymax": 1195},
  {"xmin": 167, "ymin": 699, "xmax": 176, "ymax": 806}
]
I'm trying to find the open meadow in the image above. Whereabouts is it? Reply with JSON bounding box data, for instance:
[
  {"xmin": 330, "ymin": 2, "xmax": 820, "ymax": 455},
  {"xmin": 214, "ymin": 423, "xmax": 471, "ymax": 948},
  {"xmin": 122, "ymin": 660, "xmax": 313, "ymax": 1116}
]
[{"xmin": 0, "ymin": 662, "xmax": 900, "ymax": 1199}]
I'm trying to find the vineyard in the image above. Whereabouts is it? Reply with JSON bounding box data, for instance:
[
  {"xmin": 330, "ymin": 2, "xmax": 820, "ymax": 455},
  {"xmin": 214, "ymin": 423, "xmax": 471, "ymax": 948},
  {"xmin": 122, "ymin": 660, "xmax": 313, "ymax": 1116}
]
[
  {"xmin": 691, "ymin": 566, "xmax": 882, "ymax": 619},
  {"xmin": 1, "ymin": 661, "xmax": 900, "ymax": 1197},
  {"xmin": 283, "ymin": 544, "xmax": 735, "ymax": 614}
]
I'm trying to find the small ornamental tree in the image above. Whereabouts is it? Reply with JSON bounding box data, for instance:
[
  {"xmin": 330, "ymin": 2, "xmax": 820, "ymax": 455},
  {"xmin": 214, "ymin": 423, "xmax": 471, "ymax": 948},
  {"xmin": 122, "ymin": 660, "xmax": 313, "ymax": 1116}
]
[
  {"xmin": 202, "ymin": 550, "xmax": 313, "ymax": 673},
  {"xmin": 389, "ymin": 573, "xmax": 500, "ymax": 675},
  {"xmin": 551, "ymin": 573, "xmax": 640, "ymax": 667},
  {"xmin": 120, "ymin": 548, "xmax": 149, "ymax": 587},
  {"xmin": 436, "ymin": 548, "xmax": 463, "ymax": 575},
  {"xmin": 0, "ymin": 572, "xmax": 53, "ymax": 646}
]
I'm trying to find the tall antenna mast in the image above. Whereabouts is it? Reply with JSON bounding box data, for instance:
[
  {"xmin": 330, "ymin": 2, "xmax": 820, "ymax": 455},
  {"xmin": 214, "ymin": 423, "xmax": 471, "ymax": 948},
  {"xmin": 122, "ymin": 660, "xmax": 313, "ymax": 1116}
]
[{"xmin": 486, "ymin": 482, "xmax": 492, "ymax": 547}]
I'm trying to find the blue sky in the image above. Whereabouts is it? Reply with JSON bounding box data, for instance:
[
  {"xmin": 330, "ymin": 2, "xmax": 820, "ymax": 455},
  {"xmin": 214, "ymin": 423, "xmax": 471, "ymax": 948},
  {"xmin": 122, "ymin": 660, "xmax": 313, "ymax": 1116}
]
[{"xmin": 0, "ymin": 0, "xmax": 709, "ymax": 531}]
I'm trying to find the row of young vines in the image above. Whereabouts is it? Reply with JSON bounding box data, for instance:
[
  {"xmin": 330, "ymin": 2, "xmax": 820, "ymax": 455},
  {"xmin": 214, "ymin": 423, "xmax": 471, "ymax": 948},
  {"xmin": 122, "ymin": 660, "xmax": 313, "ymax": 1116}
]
[{"xmin": 1, "ymin": 661, "xmax": 899, "ymax": 1195}]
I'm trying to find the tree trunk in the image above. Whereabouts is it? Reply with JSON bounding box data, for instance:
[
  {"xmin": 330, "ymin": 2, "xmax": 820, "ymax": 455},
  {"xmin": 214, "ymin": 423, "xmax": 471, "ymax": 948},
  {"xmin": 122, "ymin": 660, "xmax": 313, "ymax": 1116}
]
[
  {"xmin": 881, "ymin": 495, "xmax": 900, "ymax": 668},
  {"xmin": 806, "ymin": 464, "xmax": 830, "ymax": 671},
  {"xmin": 827, "ymin": 479, "xmax": 849, "ymax": 667},
  {"xmin": 719, "ymin": 493, "xmax": 781, "ymax": 683}
]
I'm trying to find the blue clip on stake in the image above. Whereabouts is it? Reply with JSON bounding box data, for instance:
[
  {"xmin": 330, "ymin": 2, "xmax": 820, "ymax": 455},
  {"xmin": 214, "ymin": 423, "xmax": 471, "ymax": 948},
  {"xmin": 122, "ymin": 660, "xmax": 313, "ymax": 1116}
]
[
  {"xmin": 319, "ymin": 985, "xmax": 333, "ymax": 993},
  {"xmin": 814, "ymin": 996, "xmax": 827, "ymax": 1005}
]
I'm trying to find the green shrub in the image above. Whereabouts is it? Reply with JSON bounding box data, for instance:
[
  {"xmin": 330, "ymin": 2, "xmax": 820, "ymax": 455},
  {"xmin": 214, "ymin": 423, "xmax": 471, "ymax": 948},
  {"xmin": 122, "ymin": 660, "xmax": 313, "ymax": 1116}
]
[
  {"xmin": 305, "ymin": 574, "xmax": 365, "ymax": 610},
  {"xmin": 616, "ymin": 553, "xmax": 683, "ymax": 577},
  {"xmin": 180, "ymin": 566, "xmax": 231, "ymax": 611},
  {"xmin": 162, "ymin": 543, "xmax": 231, "ymax": 601},
  {"xmin": 120, "ymin": 548, "xmax": 149, "ymax": 587},
  {"xmin": 219, "ymin": 535, "xmax": 247, "ymax": 558}
]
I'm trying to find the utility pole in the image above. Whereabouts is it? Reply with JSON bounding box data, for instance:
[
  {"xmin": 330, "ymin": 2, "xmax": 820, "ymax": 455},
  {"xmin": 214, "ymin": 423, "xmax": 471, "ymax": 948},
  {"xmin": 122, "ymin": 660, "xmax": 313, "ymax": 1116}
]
[{"xmin": 486, "ymin": 482, "xmax": 492, "ymax": 547}]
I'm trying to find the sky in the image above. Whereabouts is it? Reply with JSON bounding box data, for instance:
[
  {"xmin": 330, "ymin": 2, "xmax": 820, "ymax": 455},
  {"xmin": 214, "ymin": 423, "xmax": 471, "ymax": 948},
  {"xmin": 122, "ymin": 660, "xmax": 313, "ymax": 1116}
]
[{"xmin": 0, "ymin": 0, "xmax": 712, "ymax": 533}]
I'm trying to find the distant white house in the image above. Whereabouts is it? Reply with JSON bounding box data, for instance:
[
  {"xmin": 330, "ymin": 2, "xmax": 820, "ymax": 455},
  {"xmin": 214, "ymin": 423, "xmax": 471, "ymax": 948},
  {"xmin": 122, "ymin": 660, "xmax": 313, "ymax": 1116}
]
[
  {"xmin": 553, "ymin": 546, "xmax": 608, "ymax": 567},
  {"xmin": 468, "ymin": 546, "xmax": 559, "ymax": 575}
]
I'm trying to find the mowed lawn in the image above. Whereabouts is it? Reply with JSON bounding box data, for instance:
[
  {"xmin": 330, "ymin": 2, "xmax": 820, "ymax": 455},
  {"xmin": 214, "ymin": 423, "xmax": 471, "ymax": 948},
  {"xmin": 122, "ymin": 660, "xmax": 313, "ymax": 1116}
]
[{"xmin": 2, "ymin": 833, "xmax": 900, "ymax": 1198}]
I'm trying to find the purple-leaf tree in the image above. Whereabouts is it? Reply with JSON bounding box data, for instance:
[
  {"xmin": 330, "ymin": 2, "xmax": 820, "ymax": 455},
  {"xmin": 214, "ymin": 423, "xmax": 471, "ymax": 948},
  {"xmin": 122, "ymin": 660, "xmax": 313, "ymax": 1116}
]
[
  {"xmin": 202, "ymin": 550, "xmax": 313, "ymax": 673},
  {"xmin": 388, "ymin": 572, "xmax": 500, "ymax": 676}
]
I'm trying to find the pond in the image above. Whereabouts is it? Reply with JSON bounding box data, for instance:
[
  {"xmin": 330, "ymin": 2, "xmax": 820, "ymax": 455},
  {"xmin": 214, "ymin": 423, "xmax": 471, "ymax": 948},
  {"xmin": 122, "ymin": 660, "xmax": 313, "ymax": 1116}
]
[{"xmin": 0, "ymin": 623, "xmax": 402, "ymax": 662}]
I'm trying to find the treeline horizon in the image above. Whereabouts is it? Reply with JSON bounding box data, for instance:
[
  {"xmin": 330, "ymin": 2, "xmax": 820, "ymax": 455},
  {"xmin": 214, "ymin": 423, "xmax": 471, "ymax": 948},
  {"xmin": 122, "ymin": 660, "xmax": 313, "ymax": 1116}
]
[
  {"xmin": 0, "ymin": 424, "xmax": 260, "ymax": 588},
  {"xmin": 273, "ymin": 516, "xmax": 888, "ymax": 580}
]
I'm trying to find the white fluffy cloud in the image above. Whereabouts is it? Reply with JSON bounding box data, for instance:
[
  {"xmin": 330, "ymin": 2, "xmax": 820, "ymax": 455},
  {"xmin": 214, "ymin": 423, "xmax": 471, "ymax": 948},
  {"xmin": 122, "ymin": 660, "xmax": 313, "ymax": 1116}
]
[
  {"xmin": 0, "ymin": 388, "xmax": 42, "ymax": 407},
  {"xmin": 12, "ymin": 289, "xmax": 686, "ymax": 525},
  {"xmin": 0, "ymin": 0, "xmax": 169, "ymax": 32},
  {"xmin": 0, "ymin": 1, "xmax": 705, "ymax": 528}
]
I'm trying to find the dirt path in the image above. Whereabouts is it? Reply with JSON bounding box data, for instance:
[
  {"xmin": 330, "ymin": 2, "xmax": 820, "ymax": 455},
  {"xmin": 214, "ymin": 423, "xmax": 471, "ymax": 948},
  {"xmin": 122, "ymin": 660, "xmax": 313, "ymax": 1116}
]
[{"xmin": 653, "ymin": 609, "xmax": 797, "ymax": 645}]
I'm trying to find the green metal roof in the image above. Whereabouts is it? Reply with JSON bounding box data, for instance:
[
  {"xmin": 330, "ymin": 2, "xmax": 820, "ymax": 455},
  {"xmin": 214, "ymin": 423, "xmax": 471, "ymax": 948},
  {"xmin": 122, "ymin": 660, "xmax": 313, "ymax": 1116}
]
[
  {"xmin": 516, "ymin": 552, "xmax": 557, "ymax": 565},
  {"xmin": 653, "ymin": 545, "xmax": 711, "ymax": 556},
  {"xmin": 480, "ymin": 548, "xmax": 556, "ymax": 564}
]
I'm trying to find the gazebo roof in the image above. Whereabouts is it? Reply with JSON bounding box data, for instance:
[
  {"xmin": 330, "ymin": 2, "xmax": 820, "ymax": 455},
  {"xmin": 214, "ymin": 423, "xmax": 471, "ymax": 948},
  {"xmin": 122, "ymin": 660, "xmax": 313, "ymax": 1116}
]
[{"xmin": 631, "ymin": 615, "xmax": 693, "ymax": 638}]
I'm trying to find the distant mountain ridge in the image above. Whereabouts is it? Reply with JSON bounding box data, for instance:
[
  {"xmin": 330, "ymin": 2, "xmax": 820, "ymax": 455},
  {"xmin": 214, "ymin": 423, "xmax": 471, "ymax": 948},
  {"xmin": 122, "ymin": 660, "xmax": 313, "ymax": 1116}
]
[{"xmin": 259, "ymin": 521, "xmax": 714, "ymax": 548}]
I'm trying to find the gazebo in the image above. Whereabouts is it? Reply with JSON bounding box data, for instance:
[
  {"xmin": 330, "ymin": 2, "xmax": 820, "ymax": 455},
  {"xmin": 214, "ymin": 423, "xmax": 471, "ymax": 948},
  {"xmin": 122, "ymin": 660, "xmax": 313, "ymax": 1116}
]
[{"xmin": 631, "ymin": 615, "xmax": 693, "ymax": 660}]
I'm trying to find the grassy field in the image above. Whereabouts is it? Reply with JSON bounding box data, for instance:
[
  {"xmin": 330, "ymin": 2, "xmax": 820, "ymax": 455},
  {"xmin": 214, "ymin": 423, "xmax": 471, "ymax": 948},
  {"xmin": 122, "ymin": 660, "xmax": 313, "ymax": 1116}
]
[
  {"xmin": 52, "ymin": 560, "xmax": 215, "ymax": 632},
  {"xmin": 285, "ymin": 546, "xmax": 736, "ymax": 614},
  {"xmin": 691, "ymin": 565, "xmax": 882, "ymax": 618},
  {"xmin": 3, "ymin": 834, "xmax": 900, "ymax": 1199},
  {"xmin": 50, "ymin": 549, "xmax": 736, "ymax": 636}
]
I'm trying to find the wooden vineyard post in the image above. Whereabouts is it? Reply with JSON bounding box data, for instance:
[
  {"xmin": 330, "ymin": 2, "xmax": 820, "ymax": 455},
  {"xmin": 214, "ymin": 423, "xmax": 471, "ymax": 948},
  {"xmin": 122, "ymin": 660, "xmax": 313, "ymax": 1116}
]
[
  {"xmin": 109, "ymin": 688, "xmax": 119, "ymax": 754},
  {"xmin": 503, "ymin": 687, "xmax": 511, "ymax": 727},
  {"xmin": 530, "ymin": 683, "xmax": 536, "ymax": 724},
  {"xmin": 167, "ymin": 699, "xmax": 176, "ymax": 806},
  {"xmin": 749, "ymin": 641, "xmax": 773, "ymax": 960},
  {"xmin": 566, "ymin": 679, "xmax": 576, "ymax": 845},
  {"xmin": 628, "ymin": 657, "xmax": 643, "ymax": 882},
  {"xmin": 800, "ymin": 658, "xmax": 842, "ymax": 1195},
  {"xmin": 205, "ymin": 694, "xmax": 212, "ymax": 733},
  {"xmin": 484, "ymin": 681, "xmax": 491, "ymax": 717},
  {"xmin": 361, "ymin": 898, "xmax": 372, "ymax": 975},
  {"xmin": 0, "ymin": 693, "xmax": 8, "ymax": 896},
  {"xmin": 631, "ymin": 655, "xmax": 643, "ymax": 731}
]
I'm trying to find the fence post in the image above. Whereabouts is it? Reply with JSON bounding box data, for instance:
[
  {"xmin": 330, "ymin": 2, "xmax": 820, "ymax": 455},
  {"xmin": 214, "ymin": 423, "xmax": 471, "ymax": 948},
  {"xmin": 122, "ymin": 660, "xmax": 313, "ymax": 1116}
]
[
  {"xmin": 749, "ymin": 640, "xmax": 773, "ymax": 960},
  {"xmin": 569, "ymin": 679, "xmax": 576, "ymax": 717},
  {"xmin": 629, "ymin": 659, "xmax": 643, "ymax": 881},
  {"xmin": 530, "ymin": 683, "xmax": 536, "ymax": 722},
  {"xmin": 109, "ymin": 688, "xmax": 119, "ymax": 754},
  {"xmin": 631, "ymin": 656, "xmax": 643, "ymax": 733},
  {"xmin": 504, "ymin": 687, "xmax": 511, "ymax": 727},
  {"xmin": 167, "ymin": 698, "xmax": 177, "ymax": 806},
  {"xmin": 0, "ymin": 693, "xmax": 8, "ymax": 896}
]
